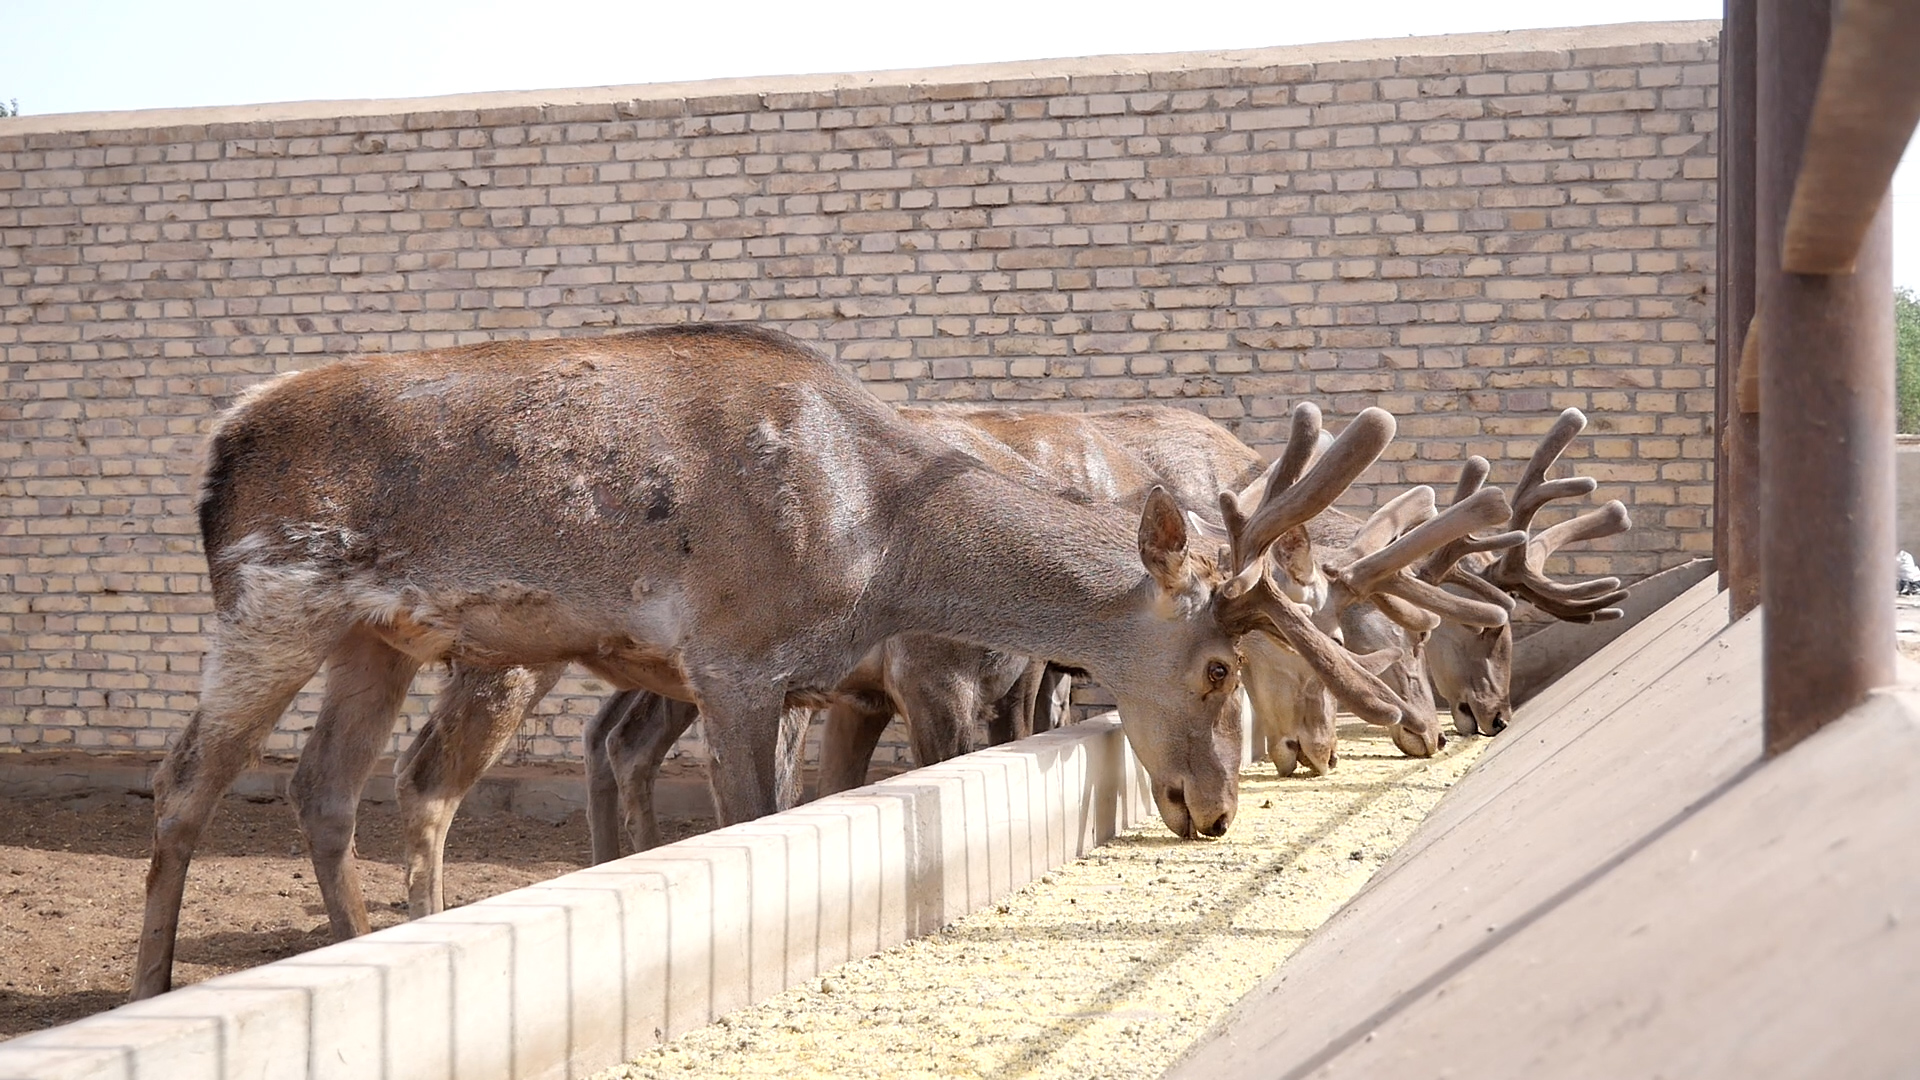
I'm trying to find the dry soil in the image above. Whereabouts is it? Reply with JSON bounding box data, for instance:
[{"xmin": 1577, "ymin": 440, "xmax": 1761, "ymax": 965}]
[{"xmin": 0, "ymin": 785, "xmax": 712, "ymax": 1038}]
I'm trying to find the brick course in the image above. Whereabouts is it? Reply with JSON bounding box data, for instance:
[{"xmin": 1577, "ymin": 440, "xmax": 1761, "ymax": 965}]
[{"xmin": 0, "ymin": 22, "xmax": 1721, "ymax": 762}]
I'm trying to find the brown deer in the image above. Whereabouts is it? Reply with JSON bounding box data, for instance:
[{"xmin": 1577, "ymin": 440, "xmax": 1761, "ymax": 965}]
[
  {"xmin": 571, "ymin": 404, "xmax": 1274, "ymax": 860},
  {"xmin": 1226, "ymin": 408, "xmax": 1633, "ymax": 773},
  {"xmin": 986, "ymin": 403, "xmax": 1487, "ymax": 772},
  {"xmin": 575, "ymin": 403, "xmax": 1496, "ymax": 861},
  {"xmin": 564, "ymin": 403, "xmax": 1231, "ymax": 861},
  {"xmin": 132, "ymin": 326, "xmax": 1403, "ymax": 1000},
  {"xmin": 1420, "ymin": 408, "xmax": 1633, "ymax": 736},
  {"xmin": 806, "ymin": 403, "xmax": 1270, "ymax": 796},
  {"xmin": 415, "ymin": 402, "xmax": 1438, "ymax": 878}
]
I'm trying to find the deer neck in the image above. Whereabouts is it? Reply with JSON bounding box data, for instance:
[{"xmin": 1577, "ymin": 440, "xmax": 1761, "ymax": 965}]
[{"xmin": 868, "ymin": 458, "xmax": 1162, "ymax": 668}]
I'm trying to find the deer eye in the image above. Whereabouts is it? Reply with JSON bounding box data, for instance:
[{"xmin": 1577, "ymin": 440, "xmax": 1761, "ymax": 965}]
[{"xmin": 1206, "ymin": 660, "xmax": 1230, "ymax": 686}]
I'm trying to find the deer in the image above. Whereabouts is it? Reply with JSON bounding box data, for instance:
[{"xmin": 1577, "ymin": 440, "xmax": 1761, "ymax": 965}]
[
  {"xmin": 977, "ymin": 403, "xmax": 1493, "ymax": 774},
  {"xmin": 1418, "ymin": 408, "xmax": 1633, "ymax": 736},
  {"xmin": 806, "ymin": 401, "xmax": 1268, "ymax": 791},
  {"xmin": 566, "ymin": 403, "xmax": 1274, "ymax": 860},
  {"xmin": 1225, "ymin": 496, "xmax": 1471, "ymax": 779},
  {"xmin": 574, "ymin": 403, "xmax": 1239, "ymax": 856},
  {"xmin": 413, "ymin": 401, "xmax": 1451, "ymax": 876},
  {"xmin": 1184, "ymin": 403, "xmax": 1528, "ymax": 777},
  {"xmin": 806, "ymin": 403, "xmax": 1272, "ymax": 798},
  {"xmin": 1219, "ymin": 408, "xmax": 1635, "ymax": 774},
  {"xmin": 132, "ymin": 325, "xmax": 1422, "ymax": 1000},
  {"xmin": 572, "ymin": 402, "xmax": 1500, "ymax": 861}
]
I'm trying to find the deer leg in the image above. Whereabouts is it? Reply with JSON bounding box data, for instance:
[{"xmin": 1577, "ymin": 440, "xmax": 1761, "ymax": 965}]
[
  {"xmin": 289, "ymin": 627, "xmax": 421, "ymax": 942},
  {"xmin": 893, "ymin": 642, "xmax": 1027, "ymax": 767},
  {"xmin": 900, "ymin": 673, "xmax": 975, "ymax": 769},
  {"xmin": 773, "ymin": 704, "xmax": 810, "ymax": 811},
  {"xmin": 395, "ymin": 663, "xmax": 564, "ymax": 919},
  {"xmin": 586, "ymin": 690, "xmax": 644, "ymax": 863},
  {"xmin": 1032, "ymin": 664, "xmax": 1073, "ymax": 733},
  {"xmin": 132, "ymin": 620, "xmax": 341, "ymax": 1001},
  {"xmin": 592, "ymin": 691, "xmax": 698, "ymax": 859},
  {"xmin": 694, "ymin": 687, "xmax": 790, "ymax": 827},
  {"xmin": 985, "ymin": 656, "xmax": 1040, "ymax": 746},
  {"xmin": 814, "ymin": 692, "xmax": 894, "ymax": 798}
]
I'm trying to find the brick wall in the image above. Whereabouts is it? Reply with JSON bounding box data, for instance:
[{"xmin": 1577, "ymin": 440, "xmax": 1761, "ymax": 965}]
[{"xmin": 0, "ymin": 21, "xmax": 1721, "ymax": 762}]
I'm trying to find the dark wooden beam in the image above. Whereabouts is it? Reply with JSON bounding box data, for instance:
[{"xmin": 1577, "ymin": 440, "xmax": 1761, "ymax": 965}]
[
  {"xmin": 1780, "ymin": 0, "xmax": 1920, "ymax": 273},
  {"xmin": 1719, "ymin": 0, "xmax": 1761, "ymax": 617},
  {"xmin": 1757, "ymin": 0, "xmax": 1897, "ymax": 755}
]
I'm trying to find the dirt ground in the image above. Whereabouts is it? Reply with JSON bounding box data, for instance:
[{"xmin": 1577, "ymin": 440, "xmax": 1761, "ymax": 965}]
[{"xmin": 0, "ymin": 786, "xmax": 714, "ymax": 1039}]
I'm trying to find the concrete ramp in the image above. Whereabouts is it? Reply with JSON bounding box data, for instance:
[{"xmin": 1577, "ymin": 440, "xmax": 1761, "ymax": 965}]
[
  {"xmin": 1167, "ymin": 581, "xmax": 1920, "ymax": 1077},
  {"xmin": 1508, "ymin": 557, "xmax": 1718, "ymax": 706}
]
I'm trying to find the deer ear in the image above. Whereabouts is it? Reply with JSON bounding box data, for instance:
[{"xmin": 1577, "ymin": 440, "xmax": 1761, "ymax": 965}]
[{"xmin": 1138, "ymin": 486, "xmax": 1190, "ymax": 591}]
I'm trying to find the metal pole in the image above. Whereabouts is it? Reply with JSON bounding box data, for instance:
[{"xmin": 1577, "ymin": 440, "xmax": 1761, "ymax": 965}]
[
  {"xmin": 1720, "ymin": 0, "xmax": 1761, "ymax": 616},
  {"xmin": 1756, "ymin": 0, "xmax": 1897, "ymax": 755}
]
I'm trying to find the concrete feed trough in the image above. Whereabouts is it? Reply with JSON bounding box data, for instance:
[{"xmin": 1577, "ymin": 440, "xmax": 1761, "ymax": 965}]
[{"xmin": 0, "ymin": 718, "xmax": 1153, "ymax": 1080}]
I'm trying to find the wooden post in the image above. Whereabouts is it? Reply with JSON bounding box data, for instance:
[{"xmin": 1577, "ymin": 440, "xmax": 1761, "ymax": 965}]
[
  {"xmin": 1755, "ymin": 0, "xmax": 1897, "ymax": 755},
  {"xmin": 1718, "ymin": 0, "xmax": 1761, "ymax": 617}
]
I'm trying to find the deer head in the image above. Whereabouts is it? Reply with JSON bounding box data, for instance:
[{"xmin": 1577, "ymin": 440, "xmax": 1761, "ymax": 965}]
[
  {"xmin": 1203, "ymin": 404, "xmax": 1523, "ymax": 760},
  {"xmin": 1071, "ymin": 401, "xmax": 1378, "ymax": 830},
  {"xmin": 1103, "ymin": 486, "xmax": 1252, "ymax": 838},
  {"xmin": 1421, "ymin": 408, "xmax": 1634, "ymax": 735}
]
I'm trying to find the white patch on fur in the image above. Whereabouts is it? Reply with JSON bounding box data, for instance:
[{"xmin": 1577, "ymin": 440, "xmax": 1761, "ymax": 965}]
[
  {"xmin": 211, "ymin": 369, "xmax": 305, "ymax": 437},
  {"xmin": 395, "ymin": 372, "xmax": 469, "ymax": 401},
  {"xmin": 1184, "ymin": 511, "xmax": 1229, "ymax": 545},
  {"xmin": 625, "ymin": 586, "xmax": 691, "ymax": 655},
  {"xmin": 213, "ymin": 530, "xmax": 274, "ymax": 567},
  {"xmin": 562, "ymin": 473, "xmax": 599, "ymax": 524},
  {"xmin": 217, "ymin": 525, "xmax": 430, "ymax": 658}
]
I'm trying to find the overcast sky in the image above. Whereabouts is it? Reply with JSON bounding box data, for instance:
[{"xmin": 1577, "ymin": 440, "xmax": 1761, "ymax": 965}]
[{"xmin": 3, "ymin": 0, "xmax": 1914, "ymax": 290}]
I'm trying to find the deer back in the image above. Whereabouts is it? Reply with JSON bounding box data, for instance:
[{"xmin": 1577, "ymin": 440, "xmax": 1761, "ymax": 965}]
[{"xmin": 199, "ymin": 326, "xmax": 949, "ymax": 688}]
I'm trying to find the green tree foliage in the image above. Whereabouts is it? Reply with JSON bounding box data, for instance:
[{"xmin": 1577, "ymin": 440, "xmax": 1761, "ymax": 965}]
[
  {"xmin": 1900, "ymin": 288, "xmax": 1920, "ymax": 433},
  {"xmin": 0, "ymin": 100, "xmax": 18, "ymax": 117}
]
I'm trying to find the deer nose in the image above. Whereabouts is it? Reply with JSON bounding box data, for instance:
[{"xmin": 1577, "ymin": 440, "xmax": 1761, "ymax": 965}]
[
  {"xmin": 1489, "ymin": 712, "xmax": 1508, "ymax": 735},
  {"xmin": 1198, "ymin": 813, "xmax": 1231, "ymax": 838}
]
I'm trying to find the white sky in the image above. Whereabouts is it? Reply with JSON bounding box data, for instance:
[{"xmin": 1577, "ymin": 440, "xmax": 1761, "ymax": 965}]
[{"xmin": 3, "ymin": 0, "xmax": 1915, "ymax": 291}]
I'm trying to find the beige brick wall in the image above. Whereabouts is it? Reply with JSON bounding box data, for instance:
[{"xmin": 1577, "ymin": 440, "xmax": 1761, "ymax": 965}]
[{"xmin": 0, "ymin": 21, "xmax": 1720, "ymax": 763}]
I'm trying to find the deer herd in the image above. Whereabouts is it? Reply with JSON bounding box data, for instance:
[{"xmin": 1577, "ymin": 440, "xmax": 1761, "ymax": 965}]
[{"xmin": 127, "ymin": 323, "xmax": 1631, "ymax": 1000}]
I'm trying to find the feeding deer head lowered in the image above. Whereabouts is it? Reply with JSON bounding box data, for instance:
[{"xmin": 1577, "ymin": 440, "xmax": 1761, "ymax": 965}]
[
  {"xmin": 1190, "ymin": 403, "xmax": 1525, "ymax": 772},
  {"xmin": 1421, "ymin": 408, "xmax": 1634, "ymax": 735},
  {"xmin": 132, "ymin": 325, "xmax": 1405, "ymax": 1000}
]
